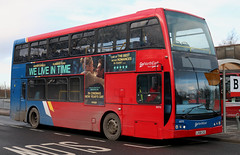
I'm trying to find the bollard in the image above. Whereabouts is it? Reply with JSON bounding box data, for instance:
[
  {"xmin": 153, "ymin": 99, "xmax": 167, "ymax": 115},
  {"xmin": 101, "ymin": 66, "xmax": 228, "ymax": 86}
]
[{"xmin": 236, "ymin": 113, "xmax": 240, "ymax": 131}]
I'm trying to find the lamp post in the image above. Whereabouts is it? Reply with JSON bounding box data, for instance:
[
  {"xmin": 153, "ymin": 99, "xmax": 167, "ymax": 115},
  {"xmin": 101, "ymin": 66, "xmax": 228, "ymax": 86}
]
[
  {"xmin": 4, "ymin": 82, "xmax": 7, "ymax": 99},
  {"xmin": 223, "ymin": 65, "xmax": 227, "ymax": 133}
]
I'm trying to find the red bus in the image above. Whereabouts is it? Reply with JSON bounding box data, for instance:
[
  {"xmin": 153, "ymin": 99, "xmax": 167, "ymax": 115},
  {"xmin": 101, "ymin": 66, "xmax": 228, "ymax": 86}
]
[{"xmin": 11, "ymin": 8, "xmax": 222, "ymax": 140}]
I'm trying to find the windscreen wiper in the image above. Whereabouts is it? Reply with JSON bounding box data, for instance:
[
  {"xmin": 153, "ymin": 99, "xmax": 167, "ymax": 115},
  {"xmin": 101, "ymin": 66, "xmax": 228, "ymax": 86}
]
[
  {"xmin": 182, "ymin": 104, "xmax": 205, "ymax": 119},
  {"xmin": 206, "ymin": 108, "xmax": 220, "ymax": 116}
]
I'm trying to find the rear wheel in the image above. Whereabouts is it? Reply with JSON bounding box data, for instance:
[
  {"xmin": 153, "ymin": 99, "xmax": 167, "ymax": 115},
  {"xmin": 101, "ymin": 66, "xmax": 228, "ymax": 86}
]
[
  {"xmin": 28, "ymin": 107, "xmax": 40, "ymax": 128},
  {"xmin": 103, "ymin": 113, "xmax": 121, "ymax": 140}
]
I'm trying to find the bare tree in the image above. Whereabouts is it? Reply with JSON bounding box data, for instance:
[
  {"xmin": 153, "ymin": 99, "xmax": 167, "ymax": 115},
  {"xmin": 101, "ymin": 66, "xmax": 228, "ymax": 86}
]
[{"xmin": 220, "ymin": 29, "xmax": 239, "ymax": 46}]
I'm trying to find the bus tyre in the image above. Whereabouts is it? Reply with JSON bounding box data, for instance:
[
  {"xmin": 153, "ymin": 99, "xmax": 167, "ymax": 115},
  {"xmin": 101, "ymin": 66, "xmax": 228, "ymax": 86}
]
[
  {"xmin": 103, "ymin": 113, "xmax": 121, "ymax": 140},
  {"xmin": 28, "ymin": 107, "xmax": 40, "ymax": 128}
]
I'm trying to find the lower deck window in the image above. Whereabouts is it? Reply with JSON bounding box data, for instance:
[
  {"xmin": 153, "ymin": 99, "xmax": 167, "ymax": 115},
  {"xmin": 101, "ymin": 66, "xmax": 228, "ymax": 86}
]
[
  {"xmin": 28, "ymin": 79, "xmax": 45, "ymax": 100},
  {"xmin": 69, "ymin": 77, "xmax": 84, "ymax": 102},
  {"xmin": 27, "ymin": 76, "xmax": 84, "ymax": 102},
  {"xmin": 47, "ymin": 78, "xmax": 68, "ymax": 101},
  {"xmin": 137, "ymin": 74, "xmax": 162, "ymax": 104}
]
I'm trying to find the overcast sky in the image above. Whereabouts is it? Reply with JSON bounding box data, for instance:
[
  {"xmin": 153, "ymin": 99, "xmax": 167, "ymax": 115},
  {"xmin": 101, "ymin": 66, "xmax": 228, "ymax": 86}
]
[{"xmin": 1, "ymin": 0, "xmax": 240, "ymax": 87}]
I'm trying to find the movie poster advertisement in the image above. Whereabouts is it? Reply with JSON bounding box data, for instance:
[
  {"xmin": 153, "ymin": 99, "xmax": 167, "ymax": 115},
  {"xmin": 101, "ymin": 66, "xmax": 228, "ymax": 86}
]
[
  {"xmin": 81, "ymin": 56, "xmax": 104, "ymax": 105},
  {"xmin": 26, "ymin": 55, "xmax": 104, "ymax": 105},
  {"xmin": 106, "ymin": 52, "xmax": 136, "ymax": 72},
  {"xmin": 26, "ymin": 52, "xmax": 136, "ymax": 105},
  {"xmin": 26, "ymin": 59, "xmax": 83, "ymax": 76}
]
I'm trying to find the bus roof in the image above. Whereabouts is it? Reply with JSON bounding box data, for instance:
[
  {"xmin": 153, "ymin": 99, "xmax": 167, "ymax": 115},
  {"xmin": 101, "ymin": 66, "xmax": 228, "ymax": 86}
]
[
  {"xmin": 26, "ymin": 8, "xmax": 161, "ymax": 43},
  {"xmin": 164, "ymin": 8, "xmax": 205, "ymax": 20},
  {"xmin": 15, "ymin": 8, "xmax": 203, "ymax": 44}
]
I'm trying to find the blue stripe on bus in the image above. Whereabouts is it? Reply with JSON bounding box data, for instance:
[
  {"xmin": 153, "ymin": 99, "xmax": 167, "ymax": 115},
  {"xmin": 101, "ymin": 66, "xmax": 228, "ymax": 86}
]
[
  {"xmin": 27, "ymin": 101, "xmax": 54, "ymax": 126},
  {"xmin": 175, "ymin": 116, "xmax": 221, "ymax": 130}
]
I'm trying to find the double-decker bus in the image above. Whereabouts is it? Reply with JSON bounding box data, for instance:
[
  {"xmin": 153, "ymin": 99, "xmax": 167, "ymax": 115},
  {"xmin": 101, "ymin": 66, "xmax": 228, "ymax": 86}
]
[{"xmin": 11, "ymin": 8, "xmax": 222, "ymax": 140}]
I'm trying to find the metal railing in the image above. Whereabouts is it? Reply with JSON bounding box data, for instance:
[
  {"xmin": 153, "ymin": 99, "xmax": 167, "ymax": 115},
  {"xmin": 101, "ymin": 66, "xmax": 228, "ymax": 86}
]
[{"xmin": 0, "ymin": 99, "xmax": 10, "ymax": 110}]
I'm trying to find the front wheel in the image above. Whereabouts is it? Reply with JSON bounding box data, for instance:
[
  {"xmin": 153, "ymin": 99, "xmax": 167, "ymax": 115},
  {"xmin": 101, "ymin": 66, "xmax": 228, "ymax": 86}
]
[
  {"xmin": 28, "ymin": 107, "xmax": 40, "ymax": 128},
  {"xmin": 103, "ymin": 113, "xmax": 121, "ymax": 140}
]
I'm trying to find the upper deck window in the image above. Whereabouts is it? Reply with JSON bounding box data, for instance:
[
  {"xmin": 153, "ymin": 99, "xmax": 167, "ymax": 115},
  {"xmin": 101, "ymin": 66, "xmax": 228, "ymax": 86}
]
[
  {"xmin": 130, "ymin": 18, "xmax": 165, "ymax": 49},
  {"xmin": 165, "ymin": 11, "xmax": 215, "ymax": 55},
  {"xmin": 30, "ymin": 40, "xmax": 47, "ymax": 61},
  {"xmin": 97, "ymin": 23, "xmax": 127, "ymax": 53},
  {"xmin": 13, "ymin": 17, "xmax": 167, "ymax": 64},
  {"xmin": 49, "ymin": 36, "xmax": 69, "ymax": 59},
  {"xmin": 71, "ymin": 30, "xmax": 95, "ymax": 55},
  {"xmin": 14, "ymin": 44, "xmax": 29, "ymax": 63}
]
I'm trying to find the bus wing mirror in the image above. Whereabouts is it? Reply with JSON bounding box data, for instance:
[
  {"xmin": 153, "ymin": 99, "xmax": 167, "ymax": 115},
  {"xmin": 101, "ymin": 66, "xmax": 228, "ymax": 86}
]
[
  {"xmin": 156, "ymin": 63, "xmax": 163, "ymax": 71},
  {"xmin": 204, "ymin": 69, "xmax": 220, "ymax": 86}
]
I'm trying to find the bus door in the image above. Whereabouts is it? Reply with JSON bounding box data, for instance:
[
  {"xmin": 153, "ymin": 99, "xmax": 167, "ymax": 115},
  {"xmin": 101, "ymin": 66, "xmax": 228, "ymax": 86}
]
[
  {"xmin": 19, "ymin": 79, "xmax": 27, "ymax": 121},
  {"xmin": 133, "ymin": 73, "xmax": 164, "ymax": 139}
]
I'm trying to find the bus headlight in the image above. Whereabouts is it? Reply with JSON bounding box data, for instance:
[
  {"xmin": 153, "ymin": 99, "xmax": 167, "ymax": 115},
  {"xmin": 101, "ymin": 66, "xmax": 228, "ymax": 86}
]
[
  {"xmin": 214, "ymin": 121, "xmax": 221, "ymax": 126},
  {"xmin": 176, "ymin": 124, "xmax": 187, "ymax": 130},
  {"xmin": 176, "ymin": 125, "xmax": 178, "ymax": 129}
]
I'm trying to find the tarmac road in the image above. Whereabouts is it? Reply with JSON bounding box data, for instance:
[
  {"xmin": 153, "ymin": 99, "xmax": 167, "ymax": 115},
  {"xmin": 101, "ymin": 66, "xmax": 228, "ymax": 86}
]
[
  {"xmin": 1, "ymin": 99, "xmax": 240, "ymax": 154},
  {"xmin": 0, "ymin": 115, "xmax": 240, "ymax": 155}
]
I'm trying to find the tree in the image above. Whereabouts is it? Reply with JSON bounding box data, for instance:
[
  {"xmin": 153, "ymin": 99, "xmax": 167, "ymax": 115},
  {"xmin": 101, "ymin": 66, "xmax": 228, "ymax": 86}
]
[{"xmin": 220, "ymin": 29, "xmax": 239, "ymax": 46}]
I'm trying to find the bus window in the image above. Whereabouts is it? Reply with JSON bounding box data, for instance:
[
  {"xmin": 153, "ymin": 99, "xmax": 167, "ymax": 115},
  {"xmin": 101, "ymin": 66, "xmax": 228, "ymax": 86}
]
[
  {"xmin": 97, "ymin": 23, "xmax": 127, "ymax": 53},
  {"xmin": 28, "ymin": 79, "xmax": 45, "ymax": 100},
  {"xmin": 47, "ymin": 78, "xmax": 68, "ymax": 101},
  {"xmin": 69, "ymin": 76, "xmax": 84, "ymax": 102},
  {"xmin": 165, "ymin": 11, "xmax": 215, "ymax": 55},
  {"xmin": 14, "ymin": 44, "xmax": 29, "ymax": 63},
  {"xmin": 130, "ymin": 18, "xmax": 165, "ymax": 49},
  {"xmin": 71, "ymin": 31, "xmax": 95, "ymax": 56},
  {"xmin": 164, "ymin": 72, "xmax": 172, "ymax": 125},
  {"xmin": 49, "ymin": 36, "xmax": 69, "ymax": 59},
  {"xmin": 21, "ymin": 82, "xmax": 26, "ymax": 99},
  {"xmin": 30, "ymin": 40, "xmax": 47, "ymax": 61},
  {"xmin": 137, "ymin": 74, "xmax": 161, "ymax": 104}
]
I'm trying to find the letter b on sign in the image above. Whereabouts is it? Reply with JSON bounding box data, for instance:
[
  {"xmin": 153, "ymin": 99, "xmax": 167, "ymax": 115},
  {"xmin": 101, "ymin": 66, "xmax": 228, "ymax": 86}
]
[
  {"xmin": 230, "ymin": 76, "xmax": 240, "ymax": 92},
  {"xmin": 234, "ymin": 79, "xmax": 239, "ymax": 89}
]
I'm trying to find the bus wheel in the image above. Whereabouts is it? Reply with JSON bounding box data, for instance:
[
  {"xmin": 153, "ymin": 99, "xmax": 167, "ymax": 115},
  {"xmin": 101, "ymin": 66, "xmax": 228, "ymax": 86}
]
[
  {"xmin": 28, "ymin": 107, "xmax": 40, "ymax": 128},
  {"xmin": 103, "ymin": 113, "xmax": 121, "ymax": 140}
]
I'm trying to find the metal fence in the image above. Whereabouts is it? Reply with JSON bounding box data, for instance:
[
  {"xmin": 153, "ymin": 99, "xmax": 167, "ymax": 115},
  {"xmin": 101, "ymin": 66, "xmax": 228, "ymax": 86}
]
[{"xmin": 0, "ymin": 99, "xmax": 10, "ymax": 109}]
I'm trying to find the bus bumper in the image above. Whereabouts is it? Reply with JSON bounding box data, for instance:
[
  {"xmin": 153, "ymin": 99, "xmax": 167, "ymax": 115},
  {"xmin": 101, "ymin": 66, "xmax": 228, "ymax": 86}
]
[{"xmin": 174, "ymin": 126, "xmax": 222, "ymax": 138}]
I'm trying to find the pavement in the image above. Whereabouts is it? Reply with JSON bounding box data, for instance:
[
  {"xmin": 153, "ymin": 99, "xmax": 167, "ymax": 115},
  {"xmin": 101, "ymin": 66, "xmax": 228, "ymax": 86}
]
[
  {"xmin": 0, "ymin": 101, "xmax": 240, "ymax": 143},
  {"xmin": 206, "ymin": 119, "xmax": 240, "ymax": 143}
]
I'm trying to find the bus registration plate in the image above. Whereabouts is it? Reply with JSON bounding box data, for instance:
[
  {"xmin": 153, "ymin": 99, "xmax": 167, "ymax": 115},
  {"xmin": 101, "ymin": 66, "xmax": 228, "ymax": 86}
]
[{"xmin": 195, "ymin": 130, "xmax": 206, "ymax": 135}]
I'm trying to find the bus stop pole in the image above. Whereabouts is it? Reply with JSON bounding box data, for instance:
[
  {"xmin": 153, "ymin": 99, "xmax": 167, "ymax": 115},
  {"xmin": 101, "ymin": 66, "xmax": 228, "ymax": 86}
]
[{"xmin": 223, "ymin": 65, "xmax": 227, "ymax": 133}]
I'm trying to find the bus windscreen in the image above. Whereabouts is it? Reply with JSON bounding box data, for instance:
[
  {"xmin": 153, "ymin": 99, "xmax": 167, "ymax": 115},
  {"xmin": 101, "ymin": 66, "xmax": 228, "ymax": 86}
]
[{"xmin": 165, "ymin": 11, "xmax": 215, "ymax": 55}]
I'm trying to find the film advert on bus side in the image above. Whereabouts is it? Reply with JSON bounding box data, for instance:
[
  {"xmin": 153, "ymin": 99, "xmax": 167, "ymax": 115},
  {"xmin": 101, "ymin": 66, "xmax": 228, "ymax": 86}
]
[{"xmin": 26, "ymin": 52, "xmax": 136, "ymax": 105}]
